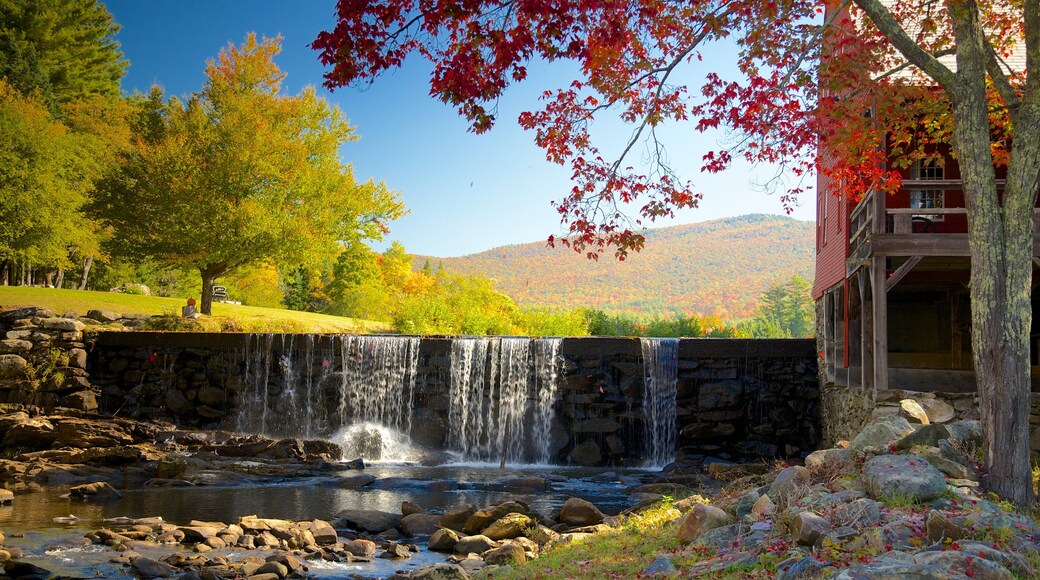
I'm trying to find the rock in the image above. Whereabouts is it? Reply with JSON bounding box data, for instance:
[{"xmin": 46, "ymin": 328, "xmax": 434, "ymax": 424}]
[
  {"xmin": 343, "ymin": 539, "xmax": 377, "ymax": 558},
  {"xmin": 862, "ymin": 454, "xmax": 947, "ymax": 502},
  {"xmin": 849, "ymin": 416, "xmax": 915, "ymax": 453},
  {"xmin": 401, "ymin": 513, "xmax": 441, "ymax": 537},
  {"xmin": 483, "ymin": 542, "xmax": 526, "ymax": 566},
  {"xmin": 768, "ymin": 465, "xmax": 811, "ymax": 507},
  {"xmin": 68, "ymin": 481, "xmax": 122, "ymax": 501},
  {"xmin": 131, "ymin": 556, "xmax": 177, "ymax": 579},
  {"xmin": 946, "ymin": 420, "xmax": 983, "ymax": 448},
  {"xmin": 914, "ymin": 550, "xmax": 1014, "ymax": 579},
  {"xmin": 410, "ymin": 563, "xmax": 470, "ymax": 579},
  {"xmin": 894, "ymin": 424, "xmax": 951, "ymax": 450},
  {"xmin": 0, "ymin": 489, "xmax": 12, "ymax": 505},
  {"xmin": 558, "ymin": 498, "xmax": 604, "ymax": 527},
  {"xmin": 309, "ymin": 519, "xmax": 338, "ymax": 545},
  {"xmin": 87, "ymin": 309, "xmax": 122, "ymax": 322},
  {"xmin": 833, "ymin": 498, "xmax": 881, "ymax": 528},
  {"xmin": 750, "ymin": 494, "xmax": 776, "ymax": 519},
  {"xmin": 899, "ymin": 399, "xmax": 930, "ymax": 424},
  {"xmin": 454, "ymin": 535, "xmax": 498, "ymax": 554},
  {"xmin": 677, "ymin": 504, "xmax": 734, "ymax": 543},
  {"xmin": 790, "ymin": 511, "xmax": 831, "ymax": 545},
  {"xmin": 918, "ymin": 398, "xmax": 956, "ymax": 423},
  {"xmin": 0, "ymin": 355, "xmax": 28, "ymax": 379},
  {"xmin": 698, "ymin": 380, "xmax": 743, "ymax": 408},
  {"xmin": 54, "ymin": 418, "xmax": 133, "ymax": 448},
  {"xmin": 804, "ymin": 447, "xmax": 852, "ymax": 474},
  {"xmin": 439, "ymin": 505, "xmax": 476, "ymax": 532},
  {"xmin": 0, "ymin": 340, "xmax": 32, "ymax": 355},
  {"xmin": 569, "ymin": 440, "xmax": 602, "ymax": 466},
  {"xmin": 61, "ymin": 390, "xmax": 98, "ymax": 412},
  {"xmin": 482, "ymin": 513, "xmax": 533, "ymax": 540},
  {"xmin": 338, "ymin": 474, "xmax": 377, "ymax": 489},
  {"xmin": 428, "ymin": 528, "xmax": 460, "ymax": 552},
  {"xmin": 332, "ymin": 509, "xmax": 401, "ymax": 534},
  {"xmin": 776, "ymin": 557, "xmax": 831, "ymax": 580},
  {"xmin": 41, "ymin": 318, "xmax": 85, "ymax": 332},
  {"xmin": 925, "ymin": 510, "xmax": 969, "ymax": 542},
  {"xmin": 643, "ymin": 554, "xmax": 678, "ymax": 577}
]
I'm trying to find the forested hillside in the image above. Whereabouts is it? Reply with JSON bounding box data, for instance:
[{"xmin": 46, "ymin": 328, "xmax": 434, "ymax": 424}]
[{"xmin": 416, "ymin": 215, "xmax": 814, "ymax": 319}]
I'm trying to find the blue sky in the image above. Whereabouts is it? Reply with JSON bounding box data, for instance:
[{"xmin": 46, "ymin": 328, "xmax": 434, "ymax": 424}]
[{"xmin": 103, "ymin": 0, "xmax": 814, "ymax": 257}]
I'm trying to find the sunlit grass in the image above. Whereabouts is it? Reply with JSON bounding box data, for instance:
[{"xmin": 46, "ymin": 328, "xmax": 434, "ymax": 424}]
[{"xmin": 0, "ymin": 287, "xmax": 389, "ymax": 333}]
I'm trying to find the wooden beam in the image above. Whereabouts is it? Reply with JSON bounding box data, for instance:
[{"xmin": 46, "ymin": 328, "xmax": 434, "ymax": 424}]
[
  {"xmin": 859, "ymin": 271, "xmax": 874, "ymax": 390},
  {"xmin": 886, "ymin": 256, "xmax": 922, "ymax": 292},
  {"xmin": 871, "ymin": 256, "xmax": 889, "ymax": 391}
]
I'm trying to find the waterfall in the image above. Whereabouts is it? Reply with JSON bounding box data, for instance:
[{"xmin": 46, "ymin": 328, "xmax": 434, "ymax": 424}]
[
  {"xmin": 641, "ymin": 337, "xmax": 679, "ymax": 468},
  {"xmin": 235, "ymin": 335, "xmax": 420, "ymax": 452},
  {"xmin": 447, "ymin": 337, "xmax": 562, "ymax": 464}
]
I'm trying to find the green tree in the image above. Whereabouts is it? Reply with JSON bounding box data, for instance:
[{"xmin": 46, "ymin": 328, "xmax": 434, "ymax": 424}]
[
  {"xmin": 0, "ymin": 0, "xmax": 126, "ymax": 109},
  {"xmin": 95, "ymin": 35, "xmax": 404, "ymax": 314}
]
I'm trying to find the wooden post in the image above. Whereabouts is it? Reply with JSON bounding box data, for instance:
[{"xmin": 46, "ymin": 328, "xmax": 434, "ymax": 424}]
[
  {"xmin": 872, "ymin": 256, "xmax": 889, "ymax": 390},
  {"xmin": 858, "ymin": 271, "xmax": 874, "ymax": 389}
]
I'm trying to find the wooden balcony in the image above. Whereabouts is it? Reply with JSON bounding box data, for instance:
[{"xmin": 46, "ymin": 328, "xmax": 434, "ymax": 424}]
[{"xmin": 846, "ymin": 180, "xmax": 1032, "ymax": 275}]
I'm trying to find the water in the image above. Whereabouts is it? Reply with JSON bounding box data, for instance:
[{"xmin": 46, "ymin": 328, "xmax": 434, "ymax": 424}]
[
  {"xmin": 236, "ymin": 335, "xmax": 420, "ymax": 447},
  {"xmin": 641, "ymin": 338, "xmax": 679, "ymax": 468},
  {"xmin": 0, "ymin": 464, "xmax": 644, "ymax": 579},
  {"xmin": 446, "ymin": 337, "xmax": 563, "ymax": 464}
]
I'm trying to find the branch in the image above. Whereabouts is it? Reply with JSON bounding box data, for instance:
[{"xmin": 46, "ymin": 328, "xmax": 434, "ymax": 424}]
[{"xmin": 853, "ymin": 0, "xmax": 961, "ymax": 90}]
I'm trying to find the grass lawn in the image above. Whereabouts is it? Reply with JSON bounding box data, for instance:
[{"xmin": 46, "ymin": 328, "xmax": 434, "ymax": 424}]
[{"xmin": 0, "ymin": 286, "xmax": 390, "ymax": 333}]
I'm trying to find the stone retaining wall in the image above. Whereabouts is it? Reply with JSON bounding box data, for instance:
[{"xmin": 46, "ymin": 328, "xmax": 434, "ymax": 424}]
[{"xmin": 87, "ymin": 333, "xmax": 820, "ymax": 466}]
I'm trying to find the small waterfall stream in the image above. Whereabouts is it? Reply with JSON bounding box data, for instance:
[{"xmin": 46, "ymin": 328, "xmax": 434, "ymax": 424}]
[
  {"xmin": 641, "ymin": 337, "xmax": 679, "ymax": 468},
  {"xmin": 447, "ymin": 337, "xmax": 562, "ymax": 464}
]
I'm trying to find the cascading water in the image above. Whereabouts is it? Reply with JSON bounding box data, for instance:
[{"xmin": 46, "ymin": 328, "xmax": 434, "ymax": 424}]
[
  {"xmin": 235, "ymin": 334, "xmax": 421, "ymax": 460},
  {"xmin": 641, "ymin": 337, "xmax": 679, "ymax": 468},
  {"xmin": 447, "ymin": 337, "xmax": 562, "ymax": 464}
]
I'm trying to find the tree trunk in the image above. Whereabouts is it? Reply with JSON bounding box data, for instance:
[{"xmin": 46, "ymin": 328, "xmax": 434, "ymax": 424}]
[
  {"xmin": 78, "ymin": 256, "xmax": 93, "ymax": 290},
  {"xmin": 948, "ymin": 7, "xmax": 1038, "ymax": 506},
  {"xmin": 199, "ymin": 263, "xmax": 228, "ymax": 316}
]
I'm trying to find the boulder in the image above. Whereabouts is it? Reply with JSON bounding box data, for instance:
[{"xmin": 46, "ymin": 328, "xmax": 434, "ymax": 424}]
[
  {"xmin": 410, "ymin": 563, "xmax": 470, "ymax": 580},
  {"xmin": 482, "ymin": 513, "xmax": 533, "ymax": 540},
  {"xmin": 401, "ymin": 513, "xmax": 441, "ymax": 537},
  {"xmin": 677, "ymin": 504, "xmax": 734, "ymax": 543},
  {"xmin": 849, "ymin": 416, "xmax": 915, "ymax": 453},
  {"xmin": 454, "ymin": 535, "xmax": 498, "ymax": 554},
  {"xmin": 0, "ymin": 340, "xmax": 31, "ymax": 355},
  {"xmin": 569, "ymin": 440, "xmax": 602, "ymax": 466},
  {"xmin": 790, "ymin": 511, "xmax": 831, "ymax": 545},
  {"xmin": 439, "ymin": 505, "xmax": 476, "ymax": 532},
  {"xmin": 483, "ymin": 542, "xmax": 526, "ymax": 566},
  {"xmin": 342, "ymin": 539, "xmax": 377, "ymax": 558},
  {"xmin": 68, "ymin": 482, "xmax": 122, "ymax": 501},
  {"xmin": 862, "ymin": 455, "xmax": 947, "ymax": 502},
  {"xmin": 41, "ymin": 318, "xmax": 85, "ymax": 332},
  {"xmin": 898, "ymin": 399, "xmax": 930, "ymax": 424},
  {"xmin": 918, "ymin": 398, "xmax": 957, "ymax": 423},
  {"xmin": 332, "ymin": 509, "xmax": 401, "ymax": 534},
  {"xmin": 767, "ymin": 465, "xmax": 811, "ymax": 507},
  {"xmin": 61, "ymin": 391, "xmax": 98, "ymax": 412},
  {"xmin": 428, "ymin": 528, "xmax": 460, "ymax": 552},
  {"xmin": 54, "ymin": 418, "xmax": 133, "ymax": 448},
  {"xmin": 558, "ymin": 498, "xmax": 604, "ymax": 527},
  {"xmin": 0, "ymin": 355, "xmax": 28, "ymax": 379}
]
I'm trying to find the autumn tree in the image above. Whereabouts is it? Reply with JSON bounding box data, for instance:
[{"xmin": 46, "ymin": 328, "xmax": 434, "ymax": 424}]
[
  {"xmin": 96, "ymin": 35, "xmax": 404, "ymax": 314},
  {"xmin": 315, "ymin": 1, "xmax": 1039, "ymax": 505}
]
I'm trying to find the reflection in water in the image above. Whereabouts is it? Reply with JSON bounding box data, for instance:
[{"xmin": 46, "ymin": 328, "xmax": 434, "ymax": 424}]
[{"xmin": 0, "ymin": 464, "xmax": 645, "ymax": 579}]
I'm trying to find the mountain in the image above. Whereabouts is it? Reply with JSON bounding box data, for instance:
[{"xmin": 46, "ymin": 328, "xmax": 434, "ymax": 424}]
[{"xmin": 414, "ymin": 214, "xmax": 815, "ymax": 319}]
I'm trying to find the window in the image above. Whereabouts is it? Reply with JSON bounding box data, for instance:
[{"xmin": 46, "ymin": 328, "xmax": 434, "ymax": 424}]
[{"xmin": 911, "ymin": 160, "xmax": 944, "ymax": 221}]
